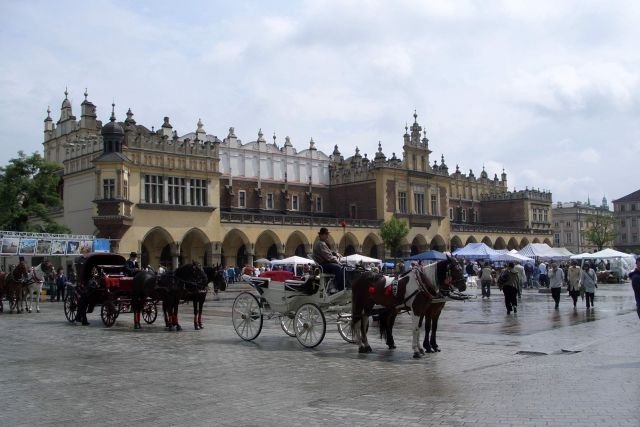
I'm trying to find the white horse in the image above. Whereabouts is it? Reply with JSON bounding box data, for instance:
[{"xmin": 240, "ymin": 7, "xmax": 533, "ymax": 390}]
[{"xmin": 21, "ymin": 261, "xmax": 54, "ymax": 313}]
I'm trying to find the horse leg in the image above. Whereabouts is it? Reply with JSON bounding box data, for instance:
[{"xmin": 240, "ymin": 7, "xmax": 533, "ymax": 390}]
[
  {"xmin": 352, "ymin": 315, "xmax": 363, "ymax": 349},
  {"xmin": 163, "ymin": 300, "xmax": 172, "ymax": 330},
  {"xmin": 173, "ymin": 302, "xmax": 181, "ymax": 331},
  {"xmin": 197, "ymin": 298, "xmax": 204, "ymax": 329},
  {"xmin": 360, "ymin": 315, "xmax": 372, "ymax": 353},
  {"xmin": 193, "ymin": 299, "xmax": 199, "ymax": 330},
  {"xmin": 423, "ymin": 317, "xmax": 433, "ymax": 353},
  {"xmin": 430, "ymin": 317, "xmax": 440, "ymax": 352},
  {"xmin": 411, "ymin": 314, "xmax": 422, "ymax": 359},
  {"xmin": 35, "ymin": 285, "xmax": 42, "ymax": 313}
]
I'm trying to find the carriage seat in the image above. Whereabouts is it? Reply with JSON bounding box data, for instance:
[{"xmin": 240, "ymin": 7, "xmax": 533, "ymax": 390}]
[
  {"xmin": 284, "ymin": 278, "xmax": 319, "ymax": 295},
  {"xmin": 249, "ymin": 278, "xmax": 270, "ymax": 289},
  {"xmin": 103, "ymin": 276, "xmax": 120, "ymax": 289}
]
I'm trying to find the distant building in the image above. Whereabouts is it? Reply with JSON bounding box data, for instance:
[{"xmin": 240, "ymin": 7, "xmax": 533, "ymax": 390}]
[
  {"xmin": 612, "ymin": 189, "xmax": 640, "ymax": 254},
  {"xmin": 552, "ymin": 198, "xmax": 612, "ymax": 254}
]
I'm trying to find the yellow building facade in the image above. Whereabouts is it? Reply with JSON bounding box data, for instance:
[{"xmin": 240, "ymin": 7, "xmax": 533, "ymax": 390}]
[{"xmin": 43, "ymin": 92, "xmax": 552, "ymax": 268}]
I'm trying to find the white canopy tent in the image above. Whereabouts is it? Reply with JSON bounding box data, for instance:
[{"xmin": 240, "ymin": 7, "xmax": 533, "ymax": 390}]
[
  {"xmin": 341, "ymin": 254, "xmax": 382, "ymax": 266},
  {"xmin": 570, "ymin": 248, "xmax": 635, "ymax": 260},
  {"xmin": 508, "ymin": 249, "xmax": 534, "ymax": 263},
  {"xmin": 570, "ymin": 248, "xmax": 636, "ymax": 278},
  {"xmin": 453, "ymin": 243, "xmax": 523, "ymax": 262},
  {"xmin": 268, "ymin": 255, "xmax": 316, "ymax": 276},
  {"xmin": 270, "ymin": 255, "xmax": 316, "ymax": 266},
  {"xmin": 554, "ymin": 247, "xmax": 574, "ymax": 257},
  {"xmin": 517, "ymin": 243, "xmax": 568, "ymax": 261}
]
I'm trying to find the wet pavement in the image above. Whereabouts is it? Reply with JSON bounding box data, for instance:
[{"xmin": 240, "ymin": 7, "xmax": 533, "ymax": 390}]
[{"xmin": 1, "ymin": 282, "xmax": 639, "ymax": 426}]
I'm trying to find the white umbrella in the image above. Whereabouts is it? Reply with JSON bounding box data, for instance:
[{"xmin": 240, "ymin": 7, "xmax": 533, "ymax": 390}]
[{"xmin": 254, "ymin": 258, "xmax": 270, "ymax": 264}]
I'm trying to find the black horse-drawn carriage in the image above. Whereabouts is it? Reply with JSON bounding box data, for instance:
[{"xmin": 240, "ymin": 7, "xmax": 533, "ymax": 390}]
[{"xmin": 63, "ymin": 253, "xmax": 157, "ymax": 327}]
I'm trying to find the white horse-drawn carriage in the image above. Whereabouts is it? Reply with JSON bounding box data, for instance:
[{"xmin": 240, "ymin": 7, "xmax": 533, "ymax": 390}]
[{"xmin": 232, "ymin": 270, "xmax": 356, "ymax": 348}]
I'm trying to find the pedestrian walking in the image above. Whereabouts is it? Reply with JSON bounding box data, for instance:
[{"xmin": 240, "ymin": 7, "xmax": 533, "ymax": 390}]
[
  {"xmin": 55, "ymin": 267, "xmax": 67, "ymax": 302},
  {"xmin": 580, "ymin": 262, "xmax": 597, "ymax": 309},
  {"xmin": 629, "ymin": 257, "xmax": 640, "ymax": 319},
  {"xmin": 538, "ymin": 261, "xmax": 548, "ymax": 288},
  {"xmin": 532, "ymin": 262, "xmax": 541, "ymax": 288},
  {"xmin": 480, "ymin": 262, "xmax": 493, "ymax": 299},
  {"xmin": 567, "ymin": 261, "xmax": 581, "ymax": 308},
  {"xmin": 548, "ymin": 262, "xmax": 565, "ymax": 309},
  {"xmin": 514, "ymin": 262, "xmax": 526, "ymax": 298},
  {"xmin": 524, "ymin": 262, "xmax": 533, "ymax": 288},
  {"xmin": 498, "ymin": 263, "xmax": 519, "ymax": 314}
]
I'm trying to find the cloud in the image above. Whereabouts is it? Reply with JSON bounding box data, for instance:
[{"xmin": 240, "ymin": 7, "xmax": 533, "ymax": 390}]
[
  {"xmin": 510, "ymin": 62, "xmax": 639, "ymax": 116},
  {"xmin": 0, "ymin": 0, "xmax": 639, "ymax": 204}
]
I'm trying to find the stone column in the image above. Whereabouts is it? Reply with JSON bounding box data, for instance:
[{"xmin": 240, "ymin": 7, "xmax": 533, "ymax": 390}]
[
  {"xmin": 207, "ymin": 241, "xmax": 222, "ymax": 267},
  {"xmin": 171, "ymin": 242, "xmax": 180, "ymax": 269}
]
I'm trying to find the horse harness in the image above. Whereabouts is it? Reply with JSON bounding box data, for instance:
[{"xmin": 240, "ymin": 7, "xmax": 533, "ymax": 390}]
[{"xmin": 397, "ymin": 267, "xmax": 447, "ymax": 311}]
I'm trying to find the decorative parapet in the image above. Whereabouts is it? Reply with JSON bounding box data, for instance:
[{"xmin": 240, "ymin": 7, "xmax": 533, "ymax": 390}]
[
  {"xmin": 451, "ymin": 222, "xmax": 553, "ymax": 235},
  {"xmin": 481, "ymin": 189, "xmax": 552, "ymax": 202},
  {"xmin": 220, "ymin": 211, "xmax": 382, "ymax": 228},
  {"xmin": 395, "ymin": 213, "xmax": 444, "ymax": 229}
]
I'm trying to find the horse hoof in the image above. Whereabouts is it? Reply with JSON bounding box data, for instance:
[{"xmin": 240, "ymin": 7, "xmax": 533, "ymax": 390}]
[
  {"xmin": 194, "ymin": 324, "xmax": 200, "ymax": 330},
  {"xmin": 358, "ymin": 347, "xmax": 368, "ymax": 354},
  {"xmin": 37, "ymin": 309, "xmax": 40, "ymax": 313},
  {"xmin": 435, "ymin": 348, "xmax": 441, "ymax": 352},
  {"xmin": 168, "ymin": 326, "xmax": 174, "ymax": 331},
  {"xmin": 419, "ymin": 348, "xmax": 425, "ymax": 355},
  {"xmin": 176, "ymin": 324, "xmax": 182, "ymax": 331},
  {"xmin": 387, "ymin": 344, "xmax": 396, "ymax": 350},
  {"xmin": 413, "ymin": 352, "xmax": 422, "ymax": 359},
  {"xmin": 198, "ymin": 323, "xmax": 204, "ymax": 329},
  {"xmin": 365, "ymin": 345, "xmax": 373, "ymax": 353}
]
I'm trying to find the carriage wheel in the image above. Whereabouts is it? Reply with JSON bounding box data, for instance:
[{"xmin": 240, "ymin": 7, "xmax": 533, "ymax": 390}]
[
  {"xmin": 279, "ymin": 314, "xmax": 296, "ymax": 337},
  {"xmin": 232, "ymin": 292, "xmax": 263, "ymax": 341},
  {"xmin": 294, "ymin": 303, "xmax": 326, "ymax": 348},
  {"xmin": 142, "ymin": 301, "xmax": 158, "ymax": 324},
  {"xmin": 101, "ymin": 302, "xmax": 117, "ymax": 327},
  {"xmin": 337, "ymin": 313, "xmax": 356, "ymax": 344},
  {"xmin": 63, "ymin": 293, "xmax": 78, "ymax": 323}
]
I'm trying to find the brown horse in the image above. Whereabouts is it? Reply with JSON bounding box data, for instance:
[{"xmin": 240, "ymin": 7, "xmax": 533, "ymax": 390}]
[
  {"xmin": 351, "ymin": 256, "xmax": 465, "ymax": 358},
  {"xmin": 0, "ymin": 271, "xmax": 25, "ymax": 314}
]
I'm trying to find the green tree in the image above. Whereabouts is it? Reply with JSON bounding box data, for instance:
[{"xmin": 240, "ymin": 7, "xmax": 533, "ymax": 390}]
[
  {"xmin": 380, "ymin": 215, "xmax": 409, "ymax": 262},
  {"xmin": 581, "ymin": 210, "xmax": 617, "ymax": 251},
  {"xmin": 0, "ymin": 151, "xmax": 70, "ymax": 233}
]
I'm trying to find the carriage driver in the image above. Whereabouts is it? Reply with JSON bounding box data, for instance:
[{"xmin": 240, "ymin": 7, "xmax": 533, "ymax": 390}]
[
  {"xmin": 312, "ymin": 227, "xmax": 343, "ymax": 294},
  {"xmin": 13, "ymin": 256, "xmax": 29, "ymax": 282},
  {"xmin": 125, "ymin": 252, "xmax": 140, "ymax": 276}
]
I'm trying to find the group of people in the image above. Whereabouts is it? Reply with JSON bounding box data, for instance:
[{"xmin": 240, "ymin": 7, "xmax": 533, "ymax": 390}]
[{"xmin": 466, "ymin": 258, "xmax": 606, "ymax": 314}]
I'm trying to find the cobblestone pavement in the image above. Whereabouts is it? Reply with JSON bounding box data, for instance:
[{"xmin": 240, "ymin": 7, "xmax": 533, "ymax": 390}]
[{"xmin": 1, "ymin": 282, "xmax": 639, "ymax": 426}]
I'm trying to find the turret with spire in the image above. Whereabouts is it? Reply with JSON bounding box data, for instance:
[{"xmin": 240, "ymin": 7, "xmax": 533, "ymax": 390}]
[
  {"xmin": 57, "ymin": 88, "xmax": 77, "ymax": 134},
  {"xmin": 195, "ymin": 118, "xmax": 206, "ymax": 142},
  {"xmin": 101, "ymin": 103, "xmax": 125, "ymax": 154},
  {"xmin": 80, "ymin": 88, "xmax": 97, "ymax": 130},
  {"xmin": 402, "ymin": 110, "xmax": 432, "ymax": 172},
  {"xmin": 44, "ymin": 106, "xmax": 55, "ymax": 139}
]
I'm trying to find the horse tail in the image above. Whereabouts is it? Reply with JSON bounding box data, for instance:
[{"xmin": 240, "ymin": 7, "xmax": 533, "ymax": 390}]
[{"xmin": 378, "ymin": 309, "xmax": 388, "ymax": 340}]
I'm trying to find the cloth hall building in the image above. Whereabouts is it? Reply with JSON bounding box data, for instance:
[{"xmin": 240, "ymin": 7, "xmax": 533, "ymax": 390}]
[{"xmin": 43, "ymin": 91, "xmax": 553, "ymax": 268}]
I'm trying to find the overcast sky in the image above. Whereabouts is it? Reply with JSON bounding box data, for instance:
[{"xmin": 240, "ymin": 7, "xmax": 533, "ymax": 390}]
[{"xmin": 1, "ymin": 0, "xmax": 638, "ymax": 204}]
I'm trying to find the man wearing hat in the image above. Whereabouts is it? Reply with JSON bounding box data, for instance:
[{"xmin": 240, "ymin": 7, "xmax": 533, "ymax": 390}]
[
  {"xmin": 13, "ymin": 256, "xmax": 29, "ymax": 282},
  {"xmin": 125, "ymin": 252, "xmax": 140, "ymax": 276},
  {"xmin": 312, "ymin": 227, "xmax": 343, "ymax": 293}
]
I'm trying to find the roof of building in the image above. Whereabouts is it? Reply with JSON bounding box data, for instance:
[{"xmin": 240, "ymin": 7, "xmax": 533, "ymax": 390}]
[
  {"xmin": 612, "ymin": 189, "xmax": 640, "ymax": 203},
  {"xmin": 93, "ymin": 151, "xmax": 131, "ymax": 163}
]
